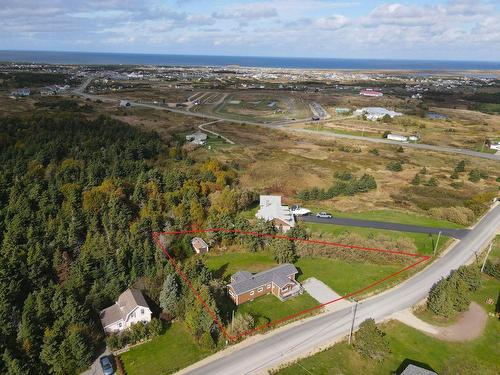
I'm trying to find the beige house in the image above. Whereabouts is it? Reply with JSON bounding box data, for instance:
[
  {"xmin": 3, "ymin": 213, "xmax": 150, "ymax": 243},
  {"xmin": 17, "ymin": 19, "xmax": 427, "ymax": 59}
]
[{"xmin": 99, "ymin": 289, "xmax": 152, "ymax": 333}]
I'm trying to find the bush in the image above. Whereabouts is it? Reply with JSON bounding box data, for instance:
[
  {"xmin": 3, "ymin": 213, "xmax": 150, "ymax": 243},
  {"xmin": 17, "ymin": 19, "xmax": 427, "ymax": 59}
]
[
  {"xmin": 297, "ymin": 174, "xmax": 377, "ymax": 201},
  {"xmin": 483, "ymin": 260, "xmax": 500, "ymax": 280},
  {"xmin": 386, "ymin": 161, "xmax": 403, "ymax": 172},
  {"xmin": 228, "ymin": 313, "xmax": 255, "ymax": 337},
  {"xmin": 468, "ymin": 169, "xmax": 482, "ymax": 182},
  {"xmin": 369, "ymin": 148, "xmax": 379, "ymax": 155},
  {"xmin": 411, "ymin": 173, "xmax": 421, "ymax": 185},
  {"xmin": 354, "ymin": 319, "xmax": 390, "ymax": 361},
  {"xmin": 454, "ymin": 160, "xmax": 466, "ymax": 173},
  {"xmin": 424, "ymin": 177, "xmax": 438, "ymax": 187},
  {"xmin": 428, "ymin": 278, "xmax": 455, "ymax": 317},
  {"xmin": 199, "ymin": 332, "xmax": 216, "ymax": 350}
]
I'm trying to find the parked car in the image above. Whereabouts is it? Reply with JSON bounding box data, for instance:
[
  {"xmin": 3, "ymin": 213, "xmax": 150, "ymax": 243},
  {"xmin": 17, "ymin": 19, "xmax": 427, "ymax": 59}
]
[
  {"xmin": 99, "ymin": 356, "xmax": 115, "ymax": 375},
  {"xmin": 316, "ymin": 212, "xmax": 333, "ymax": 219}
]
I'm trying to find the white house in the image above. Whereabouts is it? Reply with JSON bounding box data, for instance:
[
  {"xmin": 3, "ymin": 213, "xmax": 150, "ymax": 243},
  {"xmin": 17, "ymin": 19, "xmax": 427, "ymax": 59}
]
[
  {"xmin": 256, "ymin": 195, "xmax": 295, "ymax": 232},
  {"xmin": 387, "ymin": 133, "xmax": 419, "ymax": 142},
  {"xmin": 186, "ymin": 131, "xmax": 207, "ymax": 145},
  {"xmin": 99, "ymin": 289, "xmax": 152, "ymax": 333},
  {"xmin": 354, "ymin": 107, "xmax": 402, "ymax": 121}
]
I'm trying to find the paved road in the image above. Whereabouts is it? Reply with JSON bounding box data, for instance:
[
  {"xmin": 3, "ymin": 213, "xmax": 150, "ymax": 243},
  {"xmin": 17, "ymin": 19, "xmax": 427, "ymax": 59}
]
[
  {"xmin": 288, "ymin": 128, "xmax": 500, "ymax": 161},
  {"xmin": 181, "ymin": 204, "xmax": 500, "ymax": 375},
  {"xmin": 72, "ymin": 78, "xmax": 500, "ymax": 162},
  {"xmin": 301, "ymin": 215, "xmax": 469, "ymax": 239}
]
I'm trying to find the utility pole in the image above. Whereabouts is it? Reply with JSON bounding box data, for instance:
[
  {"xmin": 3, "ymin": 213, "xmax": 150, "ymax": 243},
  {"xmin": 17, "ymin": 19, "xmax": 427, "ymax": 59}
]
[
  {"xmin": 348, "ymin": 299, "xmax": 359, "ymax": 345},
  {"xmin": 231, "ymin": 309, "xmax": 235, "ymax": 331},
  {"xmin": 433, "ymin": 231, "xmax": 442, "ymax": 256},
  {"xmin": 481, "ymin": 241, "xmax": 495, "ymax": 273}
]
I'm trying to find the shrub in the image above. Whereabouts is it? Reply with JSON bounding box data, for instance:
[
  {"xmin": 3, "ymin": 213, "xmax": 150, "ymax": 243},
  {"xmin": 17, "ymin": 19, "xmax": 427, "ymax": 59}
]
[
  {"xmin": 424, "ymin": 177, "xmax": 438, "ymax": 187},
  {"xmin": 369, "ymin": 148, "xmax": 379, "ymax": 155},
  {"xmin": 386, "ymin": 161, "xmax": 403, "ymax": 172},
  {"xmin": 450, "ymin": 181, "xmax": 463, "ymax": 189},
  {"xmin": 334, "ymin": 171, "xmax": 353, "ymax": 181},
  {"xmin": 411, "ymin": 173, "xmax": 421, "ymax": 185},
  {"xmin": 454, "ymin": 160, "xmax": 466, "ymax": 173},
  {"xmin": 483, "ymin": 260, "xmax": 500, "ymax": 280},
  {"xmin": 354, "ymin": 319, "xmax": 390, "ymax": 361},
  {"xmin": 199, "ymin": 332, "xmax": 216, "ymax": 350},
  {"xmin": 228, "ymin": 313, "xmax": 255, "ymax": 337},
  {"xmin": 468, "ymin": 169, "xmax": 482, "ymax": 182},
  {"xmin": 297, "ymin": 174, "xmax": 377, "ymax": 201}
]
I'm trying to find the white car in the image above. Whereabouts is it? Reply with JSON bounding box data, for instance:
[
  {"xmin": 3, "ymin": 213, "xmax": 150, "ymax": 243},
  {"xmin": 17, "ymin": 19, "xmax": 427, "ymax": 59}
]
[
  {"xmin": 290, "ymin": 205, "xmax": 312, "ymax": 216},
  {"xmin": 316, "ymin": 212, "xmax": 333, "ymax": 219}
]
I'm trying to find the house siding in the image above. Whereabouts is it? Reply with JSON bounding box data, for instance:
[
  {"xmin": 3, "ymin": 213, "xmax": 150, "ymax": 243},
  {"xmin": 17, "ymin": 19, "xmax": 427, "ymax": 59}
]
[{"xmin": 229, "ymin": 273, "xmax": 297, "ymax": 305}]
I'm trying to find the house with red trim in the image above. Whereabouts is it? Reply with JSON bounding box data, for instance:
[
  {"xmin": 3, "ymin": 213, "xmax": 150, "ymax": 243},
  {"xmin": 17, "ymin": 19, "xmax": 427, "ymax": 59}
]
[{"xmin": 227, "ymin": 263, "xmax": 302, "ymax": 305}]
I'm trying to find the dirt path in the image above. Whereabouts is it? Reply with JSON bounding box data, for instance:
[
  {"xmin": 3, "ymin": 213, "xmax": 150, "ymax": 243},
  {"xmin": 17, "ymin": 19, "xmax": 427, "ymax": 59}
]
[{"xmin": 394, "ymin": 302, "xmax": 488, "ymax": 342}]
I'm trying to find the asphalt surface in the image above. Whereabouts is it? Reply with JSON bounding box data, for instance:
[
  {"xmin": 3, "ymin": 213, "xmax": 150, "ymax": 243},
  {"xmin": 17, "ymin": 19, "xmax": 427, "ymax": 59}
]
[
  {"xmin": 181, "ymin": 204, "xmax": 500, "ymax": 375},
  {"xmin": 72, "ymin": 78, "xmax": 500, "ymax": 162},
  {"xmin": 301, "ymin": 215, "xmax": 470, "ymax": 239}
]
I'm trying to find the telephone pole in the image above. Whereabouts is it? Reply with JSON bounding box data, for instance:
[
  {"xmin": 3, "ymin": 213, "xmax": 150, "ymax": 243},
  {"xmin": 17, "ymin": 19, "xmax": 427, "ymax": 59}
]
[
  {"xmin": 348, "ymin": 299, "xmax": 359, "ymax": 345},
  {"xmin": 481, "ymin": 241, "xmax": 495, "ymax": 273},
  {"xmin": 433, "ymin": 231, "xmax": 442, "ymax": 256}
]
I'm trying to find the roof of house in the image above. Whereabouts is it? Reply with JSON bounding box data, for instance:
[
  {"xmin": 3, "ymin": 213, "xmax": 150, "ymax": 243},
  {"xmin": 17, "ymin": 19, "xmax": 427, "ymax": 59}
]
[
  {"xmin": 191, "ymin": 237, "xmax": 208, "ymax": 250},
  {"xmin": 400, "ymin": 364, "xmax": 437, "ymax": 375},
  {"xmin": 99, "ymin": 288, "xmax": 150, "ymax": 328},
  {"xmin": 228, "ymin": 263, "xmax": 298, "ymax": 295},
  {"xmin": 255, "ymin": 195, "xmax": 295, "ymax": 228}
]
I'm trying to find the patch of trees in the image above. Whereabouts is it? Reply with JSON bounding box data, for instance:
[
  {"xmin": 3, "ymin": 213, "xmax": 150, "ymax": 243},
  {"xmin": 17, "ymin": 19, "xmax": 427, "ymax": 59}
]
[
  {"xmin": 354, "ymin": 319, "xmax": 390, "ymax": 361},
  {"xmin": 10, "ymin": 72, "xmax": 69, "ymax": 87},
  {"xmin": 427, "ymin": 264, "xmax": 481, "ymax": 317},
  {"xmin": 297, "ymin": 174, "xmax": 377, "ymax": 201},
  {"xmin": 466, "ymin": 92, "xmax": 500, "ymax": 104},
  {"xmin": 0, "ymin": 113, "xmax": 246, "ymax": 373},
  {"xmin": 106, "ymin": 319, "xmax": 163, "ymax": 350}
]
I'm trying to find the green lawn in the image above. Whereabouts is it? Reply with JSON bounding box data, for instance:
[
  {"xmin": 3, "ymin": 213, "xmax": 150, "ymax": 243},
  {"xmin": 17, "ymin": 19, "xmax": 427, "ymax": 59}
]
[
  {"xmin": 205, "ymin": 251, "xmax": 277, "ymax": 278},
  {"xmin": 304, "ymin": 222, "xmax": 451, "ymax": 256},
  {"xmin": 237, "ymin": 293, "xmax": 319, "ymax": 327},
  {"xmin": 120, "ymin": 323, "xmax": 213, "ymax": 375},
  {"xmin": 276, "ymin": 275, "xmax": 500, "ymax": 375},
  {"xmin": 295, "ymin": 257, "xmax": 401, "ymax": 296}
]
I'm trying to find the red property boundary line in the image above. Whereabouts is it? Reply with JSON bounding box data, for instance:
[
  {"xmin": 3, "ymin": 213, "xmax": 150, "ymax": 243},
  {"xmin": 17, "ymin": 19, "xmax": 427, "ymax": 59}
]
[{"xmin": 152, "ymin": 229, "xmax": 431, "ymax": 341}]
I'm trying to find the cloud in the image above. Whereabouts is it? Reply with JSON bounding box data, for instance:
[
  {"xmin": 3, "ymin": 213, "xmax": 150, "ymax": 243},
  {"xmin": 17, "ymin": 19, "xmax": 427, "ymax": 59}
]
[{"xmin": 213, "ymin": 3, "xmax": 278, "ymax": 21}]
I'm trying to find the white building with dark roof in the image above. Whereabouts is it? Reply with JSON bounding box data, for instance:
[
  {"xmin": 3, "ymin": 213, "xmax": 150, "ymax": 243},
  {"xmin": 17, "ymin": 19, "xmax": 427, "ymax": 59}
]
[{"xmin": 99, "ymin": 289, "xmax": 152, "ymax": 333}]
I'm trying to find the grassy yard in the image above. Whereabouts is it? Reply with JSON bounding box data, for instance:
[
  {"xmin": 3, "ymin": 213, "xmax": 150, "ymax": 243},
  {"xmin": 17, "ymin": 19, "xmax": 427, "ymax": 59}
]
[
  {"xmin": 304, "ymin": 222, "xmax": 451, "ymax": 256},
  {"xmin": 205, "ymin": 251, "xmax": 277, "ymax": 278},
  {"xmin": 237, "ymin": 293, "xmax": 319, "ymax": 327},
  {"xmin": 295, "ymin": 257, "xmax": 401, "ymax": 297},
  {"xmin": 276, "ymin": 275, "xmax": 500, "ymax": 375},
  {"xmin": 120, "ymin": 323, "xmax": 213, "ymax": 375}
]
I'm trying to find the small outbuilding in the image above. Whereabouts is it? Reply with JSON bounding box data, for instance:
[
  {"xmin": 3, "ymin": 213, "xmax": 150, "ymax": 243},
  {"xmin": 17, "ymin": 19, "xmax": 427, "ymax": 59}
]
[
  {"xmin": 191, "ymin": 237, "xmax": 209, "ymax": 254},
  {"xmin": 119, "ymin": 100, "xmax": 132, "ymax": 107}
]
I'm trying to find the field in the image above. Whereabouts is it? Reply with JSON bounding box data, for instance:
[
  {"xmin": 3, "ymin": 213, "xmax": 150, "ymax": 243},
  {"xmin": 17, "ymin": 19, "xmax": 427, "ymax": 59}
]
[
  {"xmin": 120, "ymin": 323, "xmax": 213, "ymax": 375},
  {"xmin": 275, "ymin": 274, "xmax": 500, "ymax": 375}
]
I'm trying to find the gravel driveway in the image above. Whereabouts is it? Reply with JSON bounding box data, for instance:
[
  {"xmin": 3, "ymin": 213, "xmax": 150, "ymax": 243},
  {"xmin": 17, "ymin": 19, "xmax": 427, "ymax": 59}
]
[{"xmin": 302, "ymin": 277, "xmax": 353, "ymax": 312}]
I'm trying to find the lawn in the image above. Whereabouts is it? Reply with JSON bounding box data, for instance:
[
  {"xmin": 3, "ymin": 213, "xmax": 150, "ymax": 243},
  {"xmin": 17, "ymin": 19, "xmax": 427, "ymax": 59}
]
[
  {"xmin": 205, "ymin": 251, "xmax": 277, "ymax": 279},
  {"xmin": 295, "ymin": 257, "xmax": 401, "ymax": 297},
  {"xmin": 237, "ymin": 293, "xmax": 319, "ymax": 327},
  {"xmin": 120, "ymin": 323, "xmax": 213, "ymax": 375},
  {"xmin": 276, "ymin": 275, "xmax": 500, "ymax": 375},
  {"xmin": 304, "ymin": 222, "xmax": 451, "ymax": 256}
]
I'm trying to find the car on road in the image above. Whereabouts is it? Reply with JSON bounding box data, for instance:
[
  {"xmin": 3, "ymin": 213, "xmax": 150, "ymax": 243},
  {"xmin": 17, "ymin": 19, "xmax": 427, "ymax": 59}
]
[
  {"xmin": 99, "ymin": 356, "xmax": 115, "ymax": 375},
  {"xmin": 316, "ymin": 212, "xmax": 333, "ymax": 219}
]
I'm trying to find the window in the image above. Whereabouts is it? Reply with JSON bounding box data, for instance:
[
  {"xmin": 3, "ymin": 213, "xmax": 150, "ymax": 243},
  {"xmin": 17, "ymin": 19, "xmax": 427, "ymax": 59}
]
[
  {"xmin": 118, "ymin": 323, "xmax": 122, "ymax": 328},
  {"xmin": 131, "ymin": 312, "xmax": 135, "ymax": 318},
  {"xmin": 250, "ymin": 291, "xmax": 254, "ymax": 296},
  {"xmin": 267, "ymin": 284, "xmax": 271, "ymax": 289},
  {"xmin": 257, "ymin": 287, "xmax": 263, "ymax": 292},
  {"xmin": 141, "ymin": 309, "xmax": 144, "ymax": 315}
]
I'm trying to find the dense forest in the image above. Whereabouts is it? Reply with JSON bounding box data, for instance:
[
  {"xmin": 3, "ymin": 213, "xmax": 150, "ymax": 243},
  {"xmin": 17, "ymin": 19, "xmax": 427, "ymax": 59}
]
[{"xmin": 0, "ymin": 113, "xmax": 258, "ymax": 374}]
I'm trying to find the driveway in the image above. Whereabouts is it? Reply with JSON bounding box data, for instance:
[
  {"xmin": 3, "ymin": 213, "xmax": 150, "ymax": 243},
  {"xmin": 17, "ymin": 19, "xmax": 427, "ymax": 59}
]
[
  {"xmin": 302, "ymin": 277, "xmax": 352, "ymax": 312},
  {"xmin": 80, "ymin": 348, "xmax": 111, "ymax": 375},
  {"xmin": 301, "ymin": 215, "xmax": 469, "ymax": 239}
]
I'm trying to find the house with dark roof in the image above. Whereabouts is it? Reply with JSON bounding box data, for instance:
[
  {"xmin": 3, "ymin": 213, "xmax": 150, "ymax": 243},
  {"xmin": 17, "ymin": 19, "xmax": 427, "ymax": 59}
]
[
  {"xmin": 227, "ymin": 263, "xmax": 302, "ymax": 305},
  {"xmin": 99, "ymin": 289, "xmax": 152, "ymax": 333}
]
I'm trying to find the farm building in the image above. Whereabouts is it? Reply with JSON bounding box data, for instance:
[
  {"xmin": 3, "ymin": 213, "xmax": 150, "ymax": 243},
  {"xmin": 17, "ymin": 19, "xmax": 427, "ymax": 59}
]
[
  {"xmin": 10, "ymin": 87, "xmax": 31, "ymax": 97},
  {"xmin": 335, "ymin": 108, "xmax": 350, "ymax": 114},
  {"xmin": 354, "ymin": 107, "xmax": 402, "ymax": 121},
  {"xmin": 119, "ymin": 100, "xmax": 131, "ymax": 107},
  {"xmin": 227, "ymin": 263, "xmax": 302, "ymax": 305},
  {"xmin": 255, "ymin": 195, "xmax": 295, "ymax": 232}
]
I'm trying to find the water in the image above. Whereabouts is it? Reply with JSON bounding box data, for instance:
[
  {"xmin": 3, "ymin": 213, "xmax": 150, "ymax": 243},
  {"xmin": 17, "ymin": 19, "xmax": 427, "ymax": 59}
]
[{"xmin": 1, "ymin": 50, "xmax": 500, "ymax": 70}]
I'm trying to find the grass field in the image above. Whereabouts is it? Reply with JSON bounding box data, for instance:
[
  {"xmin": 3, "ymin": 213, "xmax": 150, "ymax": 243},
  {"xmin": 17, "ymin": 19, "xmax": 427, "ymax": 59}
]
[
  {"xmin": 237, "ymin": 293, "xmax": 319, "ymax": 327},
  {"xmin": 120, "ymin": 323, "xmax": 213, "ymax": 375},
  {"xmin": 276, "ymin": 274, "xmax": 500, "ymax": 375},
  {"xmin": 304, "ymin": 222, "xmax": 451, "ymax": 255}
]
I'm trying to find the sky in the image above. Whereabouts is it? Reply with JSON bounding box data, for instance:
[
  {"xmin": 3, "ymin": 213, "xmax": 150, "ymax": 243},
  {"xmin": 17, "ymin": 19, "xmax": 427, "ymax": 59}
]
[{"xmin": 1, "ymin": 0, "xmax": 499, "ymax": 61}]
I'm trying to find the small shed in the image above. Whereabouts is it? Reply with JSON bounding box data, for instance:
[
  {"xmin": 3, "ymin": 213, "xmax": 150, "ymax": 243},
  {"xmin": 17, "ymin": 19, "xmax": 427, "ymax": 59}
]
[
  {"xmin": 191, "ymin": 237, "xmax": 209, "ymax": 254},
  {"xmin": 119, "ymin": 100, "xmax": 131, "ymax": 107}
]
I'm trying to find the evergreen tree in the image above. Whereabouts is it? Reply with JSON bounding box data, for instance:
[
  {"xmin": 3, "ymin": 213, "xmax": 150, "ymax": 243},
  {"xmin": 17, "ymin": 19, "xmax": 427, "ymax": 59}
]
[
  {"xmin": 159, "ymin": 274, "xmax": 180, "ymax": 318},
  {"xmin": 354, "ymin": 319, "xmax": 390, "ymax": 361}
]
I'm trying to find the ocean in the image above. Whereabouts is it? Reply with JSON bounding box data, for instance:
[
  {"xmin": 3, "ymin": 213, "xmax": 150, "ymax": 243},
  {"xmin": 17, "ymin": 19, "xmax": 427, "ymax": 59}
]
[{"xmin": 1, "ymin": 50, "xmax": 499, "ymax": 71}]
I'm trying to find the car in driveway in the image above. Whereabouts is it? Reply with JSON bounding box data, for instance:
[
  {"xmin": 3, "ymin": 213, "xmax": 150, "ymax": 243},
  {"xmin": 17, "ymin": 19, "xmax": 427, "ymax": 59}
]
[
  {"xmin": 99, "ymin": 356, "xmax": 115, "ymax": 375},
  {"xmin": 316, "ymin": 212, "xmax": 333, "ymax": 219}
]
